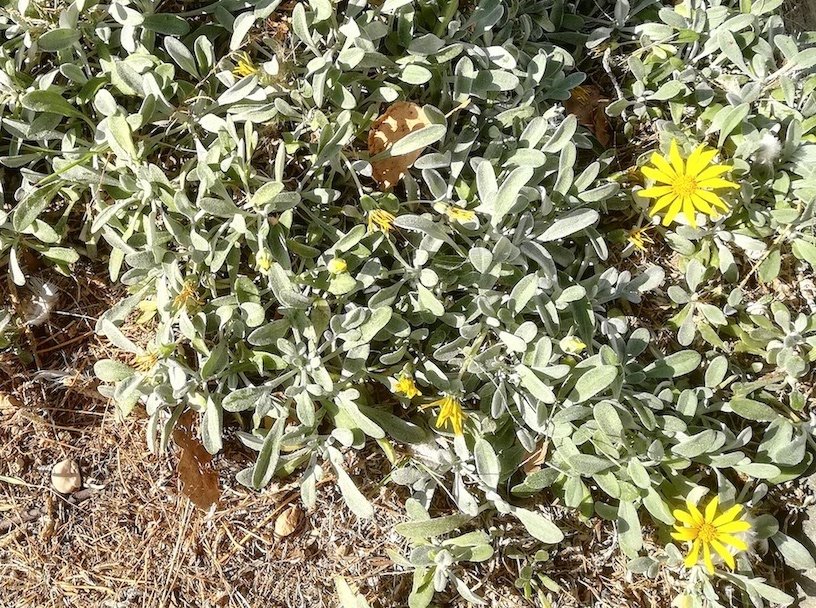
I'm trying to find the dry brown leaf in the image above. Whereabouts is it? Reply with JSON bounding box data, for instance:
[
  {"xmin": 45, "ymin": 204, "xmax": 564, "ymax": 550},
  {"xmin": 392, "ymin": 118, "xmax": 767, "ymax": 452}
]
[
  {"xmin": 564, "ymin": 85, "xmax": 610, "ymax": 147},
  {"xmin": 172, "ymin": 412, "xmax": 221, "ymax": 510},
  {"xmin": 51, "ymin": 458, "xmax": 82, "ymax": 494},
  {"xmin": 0, "ymin": 393, "xmax": 21, "ymax": 415},
  {"xmin": 368, "ymin": 101, "xmax": 429, "ymax": 190},
  {"xmin": 274, "ymin": 504, "xmax": 303, "ymax": 538},
  {"xmin": 522, "ymin": 441, "xmax": 549, "ymax": 475}
]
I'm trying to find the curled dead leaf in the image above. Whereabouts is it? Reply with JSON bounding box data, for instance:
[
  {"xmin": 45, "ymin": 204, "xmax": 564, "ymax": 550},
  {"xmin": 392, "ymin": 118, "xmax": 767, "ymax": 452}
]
[
  {"xmin": 274, "ymin": 504, "xmax": 303, "ymax": 538},
  {"xmin": 173, "ymin": 412, "xmax": 221, "ymax": 511},
  {"xmin": 523, "ymin": 441, "xmax": 549, "ymax": 475},
  {"xmin": 0, "ymin": 393, "xmax": 21, "ymax": 415},
  {"xmin": 564, "ymin": 85, "xmax": 610, "ymax": 147},
  {"xmin": 368, "ymin": 101, "xmax": 428, "ymax": 190}
]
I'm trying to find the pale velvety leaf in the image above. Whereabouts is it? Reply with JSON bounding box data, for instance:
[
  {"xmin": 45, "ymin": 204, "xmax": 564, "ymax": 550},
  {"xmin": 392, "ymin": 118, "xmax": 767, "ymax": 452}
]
[
  {"xmin": 514, "ymin": 508, "xmax": 564, "ymax": 543},
  {"xmin": 395, "ymin": 513, "xmax": 473, "ymax": 539},
  {"xmin": 328, "ymin": 446, "xmax": 374, "ymax": 519}
]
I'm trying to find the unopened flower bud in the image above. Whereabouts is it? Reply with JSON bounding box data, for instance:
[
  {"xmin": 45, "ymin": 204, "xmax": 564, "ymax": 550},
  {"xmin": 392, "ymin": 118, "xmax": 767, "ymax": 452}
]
[{"xmin": 328, "ymin": 258, "xmax": 348, "ymax": 274}]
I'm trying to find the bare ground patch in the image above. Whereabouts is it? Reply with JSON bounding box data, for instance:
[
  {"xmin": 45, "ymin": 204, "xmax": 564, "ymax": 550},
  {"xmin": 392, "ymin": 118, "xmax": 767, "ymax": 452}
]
[{"xmin": 0, "ymin": 265, "xmax": 689, "ymax": 608}]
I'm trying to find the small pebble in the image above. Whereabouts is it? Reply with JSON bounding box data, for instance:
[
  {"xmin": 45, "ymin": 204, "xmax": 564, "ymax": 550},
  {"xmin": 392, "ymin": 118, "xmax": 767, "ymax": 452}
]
[{"xmin": 51, "ymin": 458, "xmax": 82, "ymax": 494}]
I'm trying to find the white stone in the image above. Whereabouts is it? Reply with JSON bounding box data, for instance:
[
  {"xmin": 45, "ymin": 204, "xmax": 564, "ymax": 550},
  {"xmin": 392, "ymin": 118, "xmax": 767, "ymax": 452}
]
[{"xmin": 51, "ymin": 458, "xmax": 81, "ymax": 494}]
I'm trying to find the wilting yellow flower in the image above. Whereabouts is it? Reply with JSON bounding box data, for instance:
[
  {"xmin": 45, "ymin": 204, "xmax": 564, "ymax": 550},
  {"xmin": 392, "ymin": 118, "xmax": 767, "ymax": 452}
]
[
  {"xmin": 560, "ymin": 335, "xmax": 586, "ymax": 355},
  {"xmin": 423, "ymin": 395, "xmax": 466, "ymax": 435},
  {"xmin": 570, "ymin": 85, "xmax": 592, "ymax": 105},
  {"xmin": 327, "ymin": 258, "xmax": 348, "ymax": 274},
  {"xmin": 672, "ymin": 593, "xmax": 694, "ymax": 608},
  {"xmin": 639, "ymin": 140, "xmax": 738, "ymax": 227},
  {"xmin": 256, "ymin": 249, "xmax": 273, "ymax": 272},
  {"xmin": 173, "ymin": 281, "xmax": 202, "ymax": 312},
  {"xmin": 136, "ymin": 299, "xmax": 157, "ymax": 324},
  {"xmin": 672, "ymin": 496, "xmax": 751, "ymax": 574},
  {"xmin": 627, "ymin": 224, "xmax": 654, "ymax": 252},
  {"xmin": 233, "ymin": 52, "xmax": 259, "ymax": 77},
  {"xmin": 368, "ymin": 209, "xmax": 395, "ymax": 233},
  {"xmin": 393, "ymin": 374, "xmax": 422, "ymax": 398},
  {"xmin": 131, "ymin": 350, "xmax": 158, "ymax": 372},
  {"xmin": 444, "ymin": 205, "xmax": 476, "ymax": 223}
]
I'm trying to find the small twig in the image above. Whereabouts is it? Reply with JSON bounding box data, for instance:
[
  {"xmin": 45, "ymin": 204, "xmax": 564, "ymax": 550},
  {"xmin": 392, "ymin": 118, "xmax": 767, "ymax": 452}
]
[
  {"xmin": 602, "ymin": 47, "xmax": 627, "ymax": 120},
  {"xmin": 36, "ymin": 331, "xmax": 96, "ymax": 354},
  {"xmin": 216, "ymin": 490, "xmax": 300, "ymax": 565},
  {"xmin": 0, "ymin": 488, "xmax": 95, "ymax": 534},
  {"xmin": 6, "ymin": 278, "xmax": 44, "ymax": 369},
  {"xmin": 738, "ymin": 222, "xmax": 793, "ymax": 289}
]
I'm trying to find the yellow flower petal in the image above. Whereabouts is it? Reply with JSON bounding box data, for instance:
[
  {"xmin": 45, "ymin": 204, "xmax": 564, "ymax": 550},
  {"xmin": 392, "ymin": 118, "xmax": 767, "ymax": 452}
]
[
  {"xmin": 716, "ymin": 520, "xmax": 751, "ymax": 534},
  {"xmin": 672, "ymin": 528, "xmax": 698, "ymax": 541},
  {"xmin": 695, "ymin": 189, "xmax": 730, "ymax": 212},
  {"xmin": 703, "ymin": 542, "xmax": 715, "ymax": 574},
  {"xmin": 431, "ymin": 395, "xmax": 466, "ymax": 435},
  {"xmin": 639, "ymin": 185, "xmax": 674, "ymax": 199},
  {"xmin": 686, "ymin": 147, "xmax": 719, "ymax": 177},
  {"xmin": 712, "ymin": 505, "xmax": 743, "ymax": 526},
  {"xmin": 691, "ymin": 193, "xmax": 714, "ymax": 214},
  {"xmin": 711, "ymin": 539, "xmax": 735, "ymax": 570},
  {"xmin": 650, "ymin": 193, "xmax": 677, "ymax": 214},
  {"xmin": 674, "ymin": 509, "xmax": 697, "ymax": 526},
  {"xmin": 684, "ymin": 538, "xmax": 701, "ymax": 568},
  {"xmin": 717, "ymin": 533, "xmax": 748, "ymax": 551},
  {"xmin": 642, "ymin": 166, "xmax": 675, "ymax": 184},
  {"xmin": 650, "ymin": 152, "xmax": 678, "ymax": 179},
  {"xmin": 686, "ymin": 500, "xmax": 705, "ymax": 526},
  {"xmin": 662, "ymin": 197, "xmax": 683, "ymax": 226},
  {"xmin": 368, "ymin": 209, "xmax": 396, "ymax": 233},
  {"xmin": 682, "ymin": 196, "xmax": 697, "ymax": 227},
  {"xmin": 669, "ymin": 140, "xmax": 685, "ymax": 175},
  {"xmin": 704, "ymin": 496, "xmax": 720, "ymax": 523},
  {"xmin": 695, "ymin": 164, "xmax": 732, "ymax": 181}
]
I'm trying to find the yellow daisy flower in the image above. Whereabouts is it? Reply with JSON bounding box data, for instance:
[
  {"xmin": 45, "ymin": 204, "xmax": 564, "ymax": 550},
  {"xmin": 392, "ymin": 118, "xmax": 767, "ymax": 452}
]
[
  {"xmin": 367, "ymin": 209, "xmax": 396, "ymax": 234},
  {"xmin": 233, "ymin": 52, "xmax": 259, "ymax": 78},
  {"xmin": 393, "ymin": 374, "xmax": 422, "ymax": 398},
  {"xmin": 444, "ymin": 205, "xmax": 476, "ymax": 223},
  {"xmin": 672, "ymin": 495, "xmax": 751, "ymax": 574},
  {"xmin": 423, "ymin": 395, "xmax": 466, "ymax": 435},
  {"xmin": 639, "ymin": 140, "xmax": 738, "ymax": 227}
]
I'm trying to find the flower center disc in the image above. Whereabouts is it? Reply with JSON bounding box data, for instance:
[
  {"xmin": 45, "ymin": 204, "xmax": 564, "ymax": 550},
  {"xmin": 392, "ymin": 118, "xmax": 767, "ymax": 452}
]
[
  {"xmin": 672, "ymin": 175, "xmax": 698, "ymax": 197},
  {"xmin": 698, "ymin": 523, "xmax": 717, "ymax": 542}
]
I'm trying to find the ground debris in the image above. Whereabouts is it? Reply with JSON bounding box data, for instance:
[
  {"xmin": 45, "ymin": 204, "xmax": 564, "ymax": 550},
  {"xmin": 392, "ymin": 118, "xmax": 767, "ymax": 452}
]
[{"xmin": 172, "ymin": 411, "xmax": 221, "ymax": 511}]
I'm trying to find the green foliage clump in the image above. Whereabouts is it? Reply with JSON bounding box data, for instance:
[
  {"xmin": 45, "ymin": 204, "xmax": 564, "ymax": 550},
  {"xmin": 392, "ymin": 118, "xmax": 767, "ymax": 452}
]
[{"xmin": 2, "ymin": 0, "xmax": 816, "ymax": 605}]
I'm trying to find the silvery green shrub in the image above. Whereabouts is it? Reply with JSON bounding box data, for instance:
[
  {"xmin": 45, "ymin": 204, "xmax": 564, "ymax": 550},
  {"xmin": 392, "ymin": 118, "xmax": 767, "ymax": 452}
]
[{"xmin": 1, "ymin": 0, "xmax": 815, "ymax": 605}]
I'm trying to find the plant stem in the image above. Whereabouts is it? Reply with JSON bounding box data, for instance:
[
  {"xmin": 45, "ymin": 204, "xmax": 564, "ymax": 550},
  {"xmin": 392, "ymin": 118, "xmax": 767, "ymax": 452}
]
[{"xmin": 434, "ymin": 0, "xmax": 460, "ymax": 37}]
